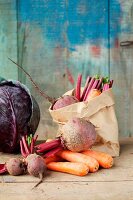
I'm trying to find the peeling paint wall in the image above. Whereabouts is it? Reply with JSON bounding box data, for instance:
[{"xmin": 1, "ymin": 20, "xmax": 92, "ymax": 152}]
[{"xmin": 1, "ymin": 0, "xmax": 133, "ymax": 139}]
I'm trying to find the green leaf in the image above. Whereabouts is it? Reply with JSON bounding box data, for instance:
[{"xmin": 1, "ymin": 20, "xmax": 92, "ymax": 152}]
[
  {"xmin": 103, "ymin": 76, "xmax": 110, "ymax": 84},
  {"xmin": 95, "ymin": 74, "xmax": 100, "ymax": 79}
]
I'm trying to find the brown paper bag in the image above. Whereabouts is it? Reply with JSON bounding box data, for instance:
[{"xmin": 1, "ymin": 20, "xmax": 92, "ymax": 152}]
[{"xmin": 49, "ymin": 88, "xmax": 119, "ymax": 156}]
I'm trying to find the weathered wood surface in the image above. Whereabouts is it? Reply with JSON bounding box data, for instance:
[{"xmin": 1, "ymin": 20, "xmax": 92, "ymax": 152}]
[
  {"xmin": 0, "ymin": 143, "xmax": 133, "ymax": 200},
  {"xmin": 0, "ymin": 0, "xmax": 18, "ymax": 80},
  {"xmin": 0, "ymin": 0, "xmax": 133, "ymax": 139},
  {"xmin": 16, "ymin": 0, "xmax": 110, "ymax": 140},
  {"xmin": 110, "ymin": 0, "xmax": 133, "ymax": 137}
]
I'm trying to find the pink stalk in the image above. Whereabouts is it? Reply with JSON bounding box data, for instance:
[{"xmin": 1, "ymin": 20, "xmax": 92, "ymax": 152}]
[
  {"xmin": 106, "ymin": 84, "xmax": 110, "ymax": 90},
  {"xmin": 75, "ymin": 74, "xmax": 82, "ymax": 101},
  {"xmin": 44, "ymin": 146, "xmax": 63, "ymax": 158},
  {"xmin": 84, "ymin": 79, "xmax": 99, "ymax": 101},
  {"xmin": 22, "ymin": 136, "xmax": 30, "ymax": 155},
  {"xmin": 109, "ymin": 80, "xmax": 114, "ymax": 88},
  {"xmin": 35, "ymin": 139, "xmax": 61, "ymax": 153},
  {"xmin": 83, "ymin": 78, "xmax": 95, "ymax": 101},
  {"xmin": 30, "ymin": 138, "xmax": 34, "ymax": 154},
  {"xmin": 103, "ymin": 83, "xmax": 109, "ymax": 91},
  {"xmin": 20, "ymin": 140, "xmax": 27, "ymax": 158},
  {"xmin": 0, "ymin": 164, "xmax": 7, "ymax": 174},
  {"xmin": 103, "ymin": 83, "xmax": 106, "ymax": 91},
  {"xmin": 81, "ymin": 76, "xmax": 91, "ymax": 101},
  {"xmin": 34, "ymin": 135, "xmax": 38, "ymax": 143},
  {"xmin": 91, "ymin": 79, "xmax": 99, "ymax": 90},
  {"xmin": 96, "ymin": 78, "xmax": 103, "ymax": 89}
]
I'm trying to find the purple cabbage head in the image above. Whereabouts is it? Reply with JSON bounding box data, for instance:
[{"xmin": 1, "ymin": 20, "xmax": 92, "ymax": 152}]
[{"xmin": 0, "ymin": 80, "xmax": 40, "ymax": 153}]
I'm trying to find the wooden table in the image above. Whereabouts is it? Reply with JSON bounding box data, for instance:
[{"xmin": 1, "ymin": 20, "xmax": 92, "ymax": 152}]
[{"xmin": 0, "ymin": 142, "xmax": 133, "ymax": 200}]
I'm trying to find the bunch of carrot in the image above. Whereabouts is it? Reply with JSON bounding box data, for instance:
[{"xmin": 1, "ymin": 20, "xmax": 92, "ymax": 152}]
[
  {"xmin": 75, "ymin": 74, "xmax": 114, "ymax": 102},
  {"xmin": 44, "ymin": 140, "xmax": 114, "ymax": 177}
]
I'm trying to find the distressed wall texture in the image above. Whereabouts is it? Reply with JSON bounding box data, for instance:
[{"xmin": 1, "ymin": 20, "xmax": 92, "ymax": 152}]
[{"xmin": 0, "ymin": 0, "xmax": 133, "ymax": 139}]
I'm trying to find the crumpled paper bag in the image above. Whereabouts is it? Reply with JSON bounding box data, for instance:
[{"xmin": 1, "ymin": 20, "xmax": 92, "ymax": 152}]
[{"xmin": 49, "ymin": 89, "xmax": 119, "ymax": 156}]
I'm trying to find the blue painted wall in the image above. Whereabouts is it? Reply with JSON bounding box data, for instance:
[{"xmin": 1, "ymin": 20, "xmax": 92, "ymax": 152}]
[
  {"xmin": 18, "ymin": 0, "xmax": 122, "ymax": 48},
  {"xmin": 0, "ymin": 0, "xmax": 132, "ymax": 139}
]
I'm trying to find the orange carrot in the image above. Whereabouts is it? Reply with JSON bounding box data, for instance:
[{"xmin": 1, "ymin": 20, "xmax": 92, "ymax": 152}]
[
  {"xmin": 44, "ymin": 155, "xmax": 63, "ymax": 165},
  {"xmin": 47, "ymin": 162, "xmax": 89, "ymax": 176},
  {"xmin": 82, "ymin": 149, "xmax": 113, "ymax": 169},
  {"xmin": 86, "ymin": 89, "xmax": 101, "ymax": 101},
  {"xmin": 57, "ymin": 150, "xmax": 99, "ymax": 172}
]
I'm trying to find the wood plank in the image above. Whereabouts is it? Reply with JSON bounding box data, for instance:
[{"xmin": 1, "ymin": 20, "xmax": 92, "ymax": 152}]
[
  {"xmin": 0, "ymin": 181, "xmax": 133, "ymax": 200},
  {"xmin": 0, "ymin": 0, "xmax": 18, "ymax": 80},
  {"xmin": 1, "ymin": 144, "xmax": 133, "ymax": 183},
  {"xmin": 110, "ymin": 0, "xmax": 133, "ymax": 137},
  {"xmin": 17, "ymin": 0, "xmax": 109, "ymax": 140}
]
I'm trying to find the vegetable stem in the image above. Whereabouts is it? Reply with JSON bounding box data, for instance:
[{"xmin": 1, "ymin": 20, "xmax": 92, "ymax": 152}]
[
  {"xmin": 83, "ymin": 78, "xmax": 95, "ymax": 101},
  {"xmin": 75, "ymin": 74, "xmax": 82, "ymax": 101},
  {"xmin": 0, "ymin": 164, "xmax": 7, "ymax": 174},
  {"xmin": 20, "ymin": 140, "xmax": 27, "ymax": 158},
  {"xmin": 22, "ymin": 136, "xmax": 30, "ymax": 155},
  {"xmin": 96, "ymin": 78, "xmax": 103, "ymax": 89},
  {"xmin": 35, "ymin": 139, "xmax": 61, "ymax": 153},
  {"xmin": 81, "ymin": 76, "xmax": 91, "ymax": 101},
  {"xmin": 44, "ymin": 146, "xmax": 63, "ymax": 158},
  {"xmin": 8, "ymin": 58, "xmax": 55, "ymax": 104}
]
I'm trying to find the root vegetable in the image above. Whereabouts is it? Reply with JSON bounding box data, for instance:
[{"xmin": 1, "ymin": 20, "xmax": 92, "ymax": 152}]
[
  {"xmin": 60, "ymin": 117, "xmax": 96, "ymax": 152},
  {"xmin": 82, "ymin": 149, "xmax": 113, "ymax": 169},
  {"xmin": 25, "ymin": 154, "xmax": 47, "ymax": 188},
  {"xmin": 6, "ymin": 158, "xmax": 26, "ymax": 176},
  {"xmin": 52, "ymin": 95, "xmax": 79, "ymax": 110},
  {"xmin": 9, "ymin": 58, "xmax": 79, "ymax": 110},
  {"xmin": 86, "ymin": 89, "xmax": 101, "ymax": 101},
  {"xmin": 57, "ymin": 150, "xmax": 99, "ymax": 172},
  {"xmin": 47, "ymin": 162, "xmax": 89, "ymax": 176},
  {"xmin": 36, "ymin": 117, "xmax": 96, "ymax": 157},
  {"xmin": 44, "ymin": 155, "xmax": 63, "ymax": 164}
]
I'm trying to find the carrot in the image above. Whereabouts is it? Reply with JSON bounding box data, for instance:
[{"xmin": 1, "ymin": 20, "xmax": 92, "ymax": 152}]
[
  {"xmin": 86, "ymin": 89, "xmax": 101, "ymax": 101},
  {"xmin": 57, "ymin": 150, "xmax": 99, "ymax": 172},
  {"xmin": 44, "ymin": 155, "xmax": 63, "ymax": 164},
  {"xmin": 47, "ymin": 162, "xmax": 89, "ymax": 176},
  {"xmin": 82, "ymin": 149, "xmax": 113, "ymax": 169}
]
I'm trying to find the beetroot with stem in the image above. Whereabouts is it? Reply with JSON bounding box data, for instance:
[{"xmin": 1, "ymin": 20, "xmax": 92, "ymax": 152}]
[
  {"xmin": 20, "ymin": 134, "xmax": 38, "ymax": 158},
  {"xmin": 0, "ymin": 158, "xmax": 26, "ymax": 176},
  {"xmin": 52, "ymin": 95, "xmax": 79, "ymax": 110},
  {"xmin": 6, "ymin": 158, "xmax": 26, "ymax": 176},
  {"xmin": 20, "ymin": 135, "xmax": 47, "ymax": 188},
  {"xmin": 9, "ymin": 58, "xmax": 79, "ymax": 110},
  {"xmin": 25, "ymin": 154, "xmax": 47, "ymax": 188},
  {"xmin": 35, "ymin": 117, "xmax": 96, "ymax": 157}
]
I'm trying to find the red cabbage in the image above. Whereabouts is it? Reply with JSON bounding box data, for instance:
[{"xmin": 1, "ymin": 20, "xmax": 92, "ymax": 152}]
[{"xmin": 0, "ymin": 80, "xmax": 40, "ymax": 153}]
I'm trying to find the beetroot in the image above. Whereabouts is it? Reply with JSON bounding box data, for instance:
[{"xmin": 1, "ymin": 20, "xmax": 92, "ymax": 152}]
[
  {"xmin": 36, "ymin": 117, "xmax": 96, "ymax": 156},
  {"xmin": 52, "ymin": 95, "xmax": 79, "ymax": 110},
  {"xmin": 60, "ymin": 117, "xmax": 96, "ymax": 152},
  {"xmin": 9, "ymin": 59, "xmax": 79, "ymax": 111},
  {"xmin": 6, "ymin": 158, "xmax": 26, "ymax": 176},
  {"xmin": 26, "ymin": 154, "xmax": 47, "ymax": 188}
]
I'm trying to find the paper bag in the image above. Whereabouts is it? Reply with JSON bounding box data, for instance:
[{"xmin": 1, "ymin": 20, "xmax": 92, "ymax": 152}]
[{"xmin": 49, "ymin": 89, "xmax": 119, "ymax": 156}]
